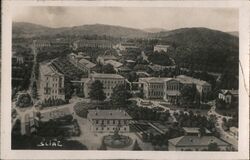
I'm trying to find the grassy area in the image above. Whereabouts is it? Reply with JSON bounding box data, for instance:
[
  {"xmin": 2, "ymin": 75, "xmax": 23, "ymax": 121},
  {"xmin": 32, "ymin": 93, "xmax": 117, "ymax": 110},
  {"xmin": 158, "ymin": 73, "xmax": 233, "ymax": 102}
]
[{"xmin": 159, "ymin": 103, "xmax": 210, "ymax": 116}]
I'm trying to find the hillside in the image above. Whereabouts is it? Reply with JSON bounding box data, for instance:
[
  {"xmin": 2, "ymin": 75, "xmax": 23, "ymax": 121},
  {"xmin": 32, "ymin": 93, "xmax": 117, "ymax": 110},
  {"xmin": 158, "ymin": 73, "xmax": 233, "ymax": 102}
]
[
  {"xmin": 158, "ymin": 28, "xmax": 239, "ymax": 74},
  {"xmin": 13, "ymin": 22, "xmax": 148, "ymax": 38}
]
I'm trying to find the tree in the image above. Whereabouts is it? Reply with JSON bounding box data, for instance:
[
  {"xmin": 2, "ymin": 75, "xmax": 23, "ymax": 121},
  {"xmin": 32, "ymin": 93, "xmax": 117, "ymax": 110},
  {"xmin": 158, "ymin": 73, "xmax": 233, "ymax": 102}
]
[
  {"xmin": 16, "ymin": 93, "xmax": 32, "ymax": 108},
  {"xmin": 102, "ymin": 64, "xmax": 116, "ymax": 74},
  {"xmin": 180, "ymin": 85, "xmax": 197, "ymax": 104},
  {"xmin": 208, "ymin": 142, "xmax": 220, "ymax": 151},
  {"xmin": 132, "ymin": 140, "xmax": 142, "ymax": 150},
  {"xmin": 89, "ymin": 80, "xmax": 106, "ymax": 101},
  {"xmin": 110, "ymin": 84, "xmax": 132, "ymax": 107},
  {"xmin": 31, "ymin": 82, "xmax": 38, "ymax": 99},
  {"xmin": 64, "ymin": 81, "xmax": 74, "ymax": 101}
]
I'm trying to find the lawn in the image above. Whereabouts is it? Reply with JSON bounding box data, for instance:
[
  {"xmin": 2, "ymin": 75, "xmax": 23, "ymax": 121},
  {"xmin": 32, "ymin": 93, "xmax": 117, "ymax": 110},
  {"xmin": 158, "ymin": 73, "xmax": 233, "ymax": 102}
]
[{"xmin": 159, "ymin": 103, "xmax": 210, "ymax": 116}]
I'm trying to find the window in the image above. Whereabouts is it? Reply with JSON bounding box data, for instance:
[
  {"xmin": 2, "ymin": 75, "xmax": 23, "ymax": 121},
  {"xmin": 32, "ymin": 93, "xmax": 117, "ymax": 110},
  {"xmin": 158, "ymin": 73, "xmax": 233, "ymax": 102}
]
[
  {"xmin": 96, "ymin": 128, "xmax": 98, "ymax": 130},
  {"xmin": 107, "ymin": 127, "xmax": 109, "ymax": 130}
]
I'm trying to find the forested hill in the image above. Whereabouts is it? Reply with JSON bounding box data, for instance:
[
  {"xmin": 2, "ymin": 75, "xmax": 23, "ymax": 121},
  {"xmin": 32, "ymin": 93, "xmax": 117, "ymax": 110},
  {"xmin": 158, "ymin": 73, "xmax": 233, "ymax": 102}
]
[
  {"xmin": 13, "ymin": 22, "xmax": 148, "ymax": 38},
  {"xmin": 158, "ymin": 28, "xmax": 239, "ymax": 74}
]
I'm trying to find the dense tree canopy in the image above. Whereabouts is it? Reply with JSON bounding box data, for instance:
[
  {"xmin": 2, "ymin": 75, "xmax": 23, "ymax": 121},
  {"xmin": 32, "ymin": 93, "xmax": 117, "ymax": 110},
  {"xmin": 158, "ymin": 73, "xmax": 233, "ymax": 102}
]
[
  {"xmin": 89, "ymin": 80, "xmax": 106, "ymax": 101},
  {"xmin": 110, "ymin": 84, "xmax": 132, "ymax": 107}
]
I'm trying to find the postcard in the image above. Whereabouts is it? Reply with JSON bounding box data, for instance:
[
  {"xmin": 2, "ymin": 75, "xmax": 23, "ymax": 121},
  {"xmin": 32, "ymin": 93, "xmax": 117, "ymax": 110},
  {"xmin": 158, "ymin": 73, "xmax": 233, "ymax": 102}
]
[{"xmin": 1, "ymin": 0, "xmax": 249, "ymax": 159}]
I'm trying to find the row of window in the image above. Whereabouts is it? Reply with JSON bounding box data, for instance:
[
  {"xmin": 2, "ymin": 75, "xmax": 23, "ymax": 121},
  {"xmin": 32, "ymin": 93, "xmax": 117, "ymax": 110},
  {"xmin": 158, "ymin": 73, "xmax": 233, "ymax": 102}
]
[
  {"xmin": 44, "ymin": 88, "xmax": 60, "ymax": 95},
  {"xmin": 166, "ymin": 84, "xmax": 180, "ymax": 91},
  {"xmin": 99, "ymin": 80, "xmax": 124, "ymax": 85},
  {"xmin": 149, "ymin": 91, "xmax": 163, "ymax": 97},
  {"xmin": 150, "ymin": 84, "xmax": 164, "ymax": 89},
  {"xmin": 96, "ymin": 127, "xmax": 126, "ymax": 131},
  {"xmin": 95, "ymin": 120, "xmax": 128, "ymax": 125}
]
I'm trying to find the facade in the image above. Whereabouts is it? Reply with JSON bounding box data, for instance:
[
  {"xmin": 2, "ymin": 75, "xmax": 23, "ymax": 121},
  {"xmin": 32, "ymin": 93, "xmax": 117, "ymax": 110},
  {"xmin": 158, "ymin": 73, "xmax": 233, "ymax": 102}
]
[
  {"xmin": 139, "ymin": 77, "xmax": 171, "ymax": 99},
  {"xmin": 73, "ymin": 40, "xmax": 113, "ymax": 49},
  {"xmin": 218, "ymin": 89, "xmax": 238, "ymax": 104},
  {"xmin": 84, "ymin": 73, "xmax": 125, "ymax": 98},
  {"xmin": 115, "ymin": 42, "xmax": 138, "ymax": 51},
  {"xmin": 176, "ymin": 75, "xmax": 212, "ymax": 96},
  {"xmin": 38, "ymin": 62, "xmax": 65, "ymax": 102},
  {"xmin": 164, "ymin": 79, "xmax": 182, "ymax": 103},
  {"xmin": 87, "ymin": 109, "xmax": 132, "ymax": 133},
  {"xmin": 168, "ymin": 135, "xmax": 231, "ymax": 151},
  {"xmin": 154, "ymin": 45, "xmax": 170, "ymax": 53},
  {"xmin": 139, "ymin": 75, "xmax": 211, "ymax": 102},
  {"xmin": 33, "ymin": 40, "xmax": 51, "ymax": 48}
]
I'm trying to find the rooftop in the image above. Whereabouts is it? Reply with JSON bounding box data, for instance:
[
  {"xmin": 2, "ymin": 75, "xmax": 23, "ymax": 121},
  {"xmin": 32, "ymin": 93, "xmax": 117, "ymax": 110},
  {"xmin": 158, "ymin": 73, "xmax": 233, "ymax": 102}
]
[
  {"xmin": 105, "ymin": 60, "xmax": 123, "ymax": 68},
  {"xmin": 40, "ymin": 62, "xmax": 63, "ymax": 76},
  {"xmin": 220, "ymin": 89, "xmax": 238, "ymax": 96},
  {"xmin": 88, "ymin": 109, "xmax": 132, "ymax": 120},
  {"xmin": 183, "ymin": 127, "xmax": 211, "ymax": 134},
  {"xmin": 176, "ymin": 75, "xmax": 210, "ymax": 86},
  {"xmin": 168, "ymin": 135, "xmax": 230, "ymax": 147},
  {"xmin": 91, "ymin": 73, "xmax": 125, "ymax": 79},
  {"xmin": 140, "ymin": 77, "xmax": 171, "ymax": 83},
  {"xmin": 155, "ymin": 44, "xmax": 170, "ymax": 48},
  {"xmin": 79, "ymin": 58, "xmax": 96, "ymax": 69}
]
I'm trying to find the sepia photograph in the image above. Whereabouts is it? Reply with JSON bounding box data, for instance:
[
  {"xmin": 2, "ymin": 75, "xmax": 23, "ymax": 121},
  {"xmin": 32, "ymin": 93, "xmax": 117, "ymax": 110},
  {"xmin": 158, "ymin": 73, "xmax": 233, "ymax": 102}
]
[{"xmin": 1, "ymin": 0, "xmax": 249, "ymax": 159}]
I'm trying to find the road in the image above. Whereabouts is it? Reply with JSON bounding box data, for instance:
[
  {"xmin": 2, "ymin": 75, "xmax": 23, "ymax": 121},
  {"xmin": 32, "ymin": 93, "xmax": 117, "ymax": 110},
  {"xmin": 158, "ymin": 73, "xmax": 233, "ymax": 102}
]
[{"xmin": 207, "ymin": 102, "xmax": 238, "ymax": 149}]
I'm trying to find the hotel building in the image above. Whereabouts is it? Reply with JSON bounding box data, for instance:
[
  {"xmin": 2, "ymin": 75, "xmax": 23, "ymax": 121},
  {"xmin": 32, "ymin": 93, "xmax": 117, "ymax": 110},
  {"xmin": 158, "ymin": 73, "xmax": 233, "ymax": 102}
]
[
  {"xmin": 38, "ymin": 62, "xmax": 65, "ymax": 102},
  {"xmin": 84, "ymin": 73, "xmax": 125, "ymax": 98},
  {"xmin": 87, "ymin": 109, "xmax": 132, "ymax": 133}
]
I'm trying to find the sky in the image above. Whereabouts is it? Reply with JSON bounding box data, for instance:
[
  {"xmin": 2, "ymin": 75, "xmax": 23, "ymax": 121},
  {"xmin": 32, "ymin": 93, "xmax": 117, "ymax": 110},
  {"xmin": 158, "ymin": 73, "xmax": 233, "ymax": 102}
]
[{"xmin": 13, "ymin": 6, "xmax": 239, "ymax": 32}]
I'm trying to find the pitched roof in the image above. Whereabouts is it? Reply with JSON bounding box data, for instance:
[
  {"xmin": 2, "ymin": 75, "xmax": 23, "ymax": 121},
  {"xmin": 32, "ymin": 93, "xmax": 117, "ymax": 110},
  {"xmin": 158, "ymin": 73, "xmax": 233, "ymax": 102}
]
[
  {"xmin": 40, "ymin": 62, "xmax": 63, "ymax": 76},
  {"xmin": 139, "ymin": 77, "xmax": 171, "ymax": 83},
  {"xmin": 79, "ymin": 58, "xmax": 96, "ymax": 69},
  {"xmin": 168, "ymin": 136, "xmax": 230, "ymax": 147},
  {"xmin": 88, "ymin": 110, "xmax": 132, "ymax": 120},
  {"xmin": 91, "ymin": 73, "xmax": 125, "ymax": 79},
  {"xmin": 105, "ymin": 60, "xmax": 123, "ymax": 68},
  {"xmin": 183, "ymin": 127, "xmax": 211, "ymax": 134}
]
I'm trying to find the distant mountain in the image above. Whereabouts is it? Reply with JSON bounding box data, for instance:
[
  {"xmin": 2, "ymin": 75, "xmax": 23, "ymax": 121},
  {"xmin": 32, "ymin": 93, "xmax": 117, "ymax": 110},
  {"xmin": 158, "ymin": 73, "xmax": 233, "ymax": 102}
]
[
  {"xmin": 143, "ymin": 28, "xmax": 167, "ymax": 33},
  {"xmin": 157, "ymin": 27, "xmax": 239, "ymax": 74},
  {"xmin": 13, "ymin": 22, "xmax": 148, "ymax": 38}
]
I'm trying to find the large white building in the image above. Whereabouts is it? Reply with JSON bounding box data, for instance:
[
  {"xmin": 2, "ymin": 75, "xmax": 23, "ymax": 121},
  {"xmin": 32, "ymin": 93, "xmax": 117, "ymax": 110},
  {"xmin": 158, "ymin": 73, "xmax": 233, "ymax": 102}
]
[
  {"xmin": 114, "ymin": 42, "xmax": 138, "ymax": 51},
  {"xmin": 87, "ymin": 109, "xmax": 132, "ymax": 133},
  {"xmin": 38, "ymin": 62, "xmax": 65, "ymax": 102},
  {"xmin": 139, "ymin": 75, "xmax": 211, "ymax": 103},
  {"xmin": 84, "ymin": 73, "xmax": 125, "ymax": 98},
  {"xmin": 139, "ymin": 77, "xmax": 171, "ymax": 99},
  {"xmin": 73, "ymin": 40, "xmax": 113, "ymax": 49},
  {"xmin": 154, "ymin": 45, "xmax": 170, "ymax": 53}
]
